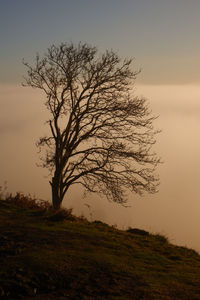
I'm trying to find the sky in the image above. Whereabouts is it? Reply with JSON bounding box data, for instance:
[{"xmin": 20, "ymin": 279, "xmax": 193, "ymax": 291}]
[{"xmin": 1, "ymin": 0, "xmax": 200, "ymax": 251}]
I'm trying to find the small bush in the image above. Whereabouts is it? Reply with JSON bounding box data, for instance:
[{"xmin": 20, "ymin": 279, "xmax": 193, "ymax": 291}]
[
  {"xmin": 127, "ymin": 228, "xmax": 150, "ymax": 236},
  {"xmin": 93, "ymin": 220, "xmax": 108, "ymax": 226},
  {"xmin": 46, "ymin": 208, "xmax": 75, "ymax": 222},
  {"xmin": 1, "ymin": 190, "xmax": 86, "ymax": 223},
  {"xmin": 4, "ymin": 192, "xmax": 51, "ymax": 211},
  {"xmin": 154, "ymin": 233, "xmax": 169, "ymax": 244}
]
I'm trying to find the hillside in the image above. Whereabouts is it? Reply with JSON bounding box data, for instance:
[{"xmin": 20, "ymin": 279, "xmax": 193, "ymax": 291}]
[{"xmin": 0, "ymin": 195, "xmax": 200, "ymax": 299}]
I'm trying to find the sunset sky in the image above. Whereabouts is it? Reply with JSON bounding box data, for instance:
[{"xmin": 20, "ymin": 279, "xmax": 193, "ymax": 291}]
[{"xmin": 1, "ymin": 0, "xmax": 200, "ymax": 251}]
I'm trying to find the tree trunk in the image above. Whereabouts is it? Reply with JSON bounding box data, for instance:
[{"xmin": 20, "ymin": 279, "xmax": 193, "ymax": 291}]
[{"xmin": 51, "ymin": 176, "xmax": 63, "ymax": 210}]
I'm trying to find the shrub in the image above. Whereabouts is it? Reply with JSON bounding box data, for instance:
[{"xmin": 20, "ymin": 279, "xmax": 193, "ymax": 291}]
[
  {"xmin": 46, "ymin": 208, "xmax": 75, "ymax": 222},
  {"xmin": 154, "ymin": 233, "xmax": 169, "ymax": 244},
  {"xmin": 4, "ymin": 192, "xmax": 51, "ymax": 211},
  {"xmin": 127, "ymin": 228, "xmax": 150, "ymax": 236}
]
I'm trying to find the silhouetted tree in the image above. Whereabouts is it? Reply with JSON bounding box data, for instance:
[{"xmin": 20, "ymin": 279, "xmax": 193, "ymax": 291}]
[{"xmin": 23, "ymin": 42, "xmax": 160, "ymax": 209}]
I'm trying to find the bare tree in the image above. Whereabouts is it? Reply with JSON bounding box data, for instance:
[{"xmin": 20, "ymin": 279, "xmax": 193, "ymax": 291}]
[{"xmin": 23, "ymin": 42, "xmax": 160, "ymax": 210}]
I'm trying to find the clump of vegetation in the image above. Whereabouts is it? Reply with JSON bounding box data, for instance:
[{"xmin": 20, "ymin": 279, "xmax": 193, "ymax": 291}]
[
  {"xmin": 46, "ymin": 207, "xmax": 75, "ymax": 222},
  {"xmin": 154, "ymin": 233, "xmax": 169, "ymax": 244},
  {"xmin": 127, "ymin": 227, "xmax": 150, "ymax": 236},
  {"xmin": 0, "ymin": 190, "xmax": 78, "ymax": 223},
  {"xmin": 5, "ymin": 192, "xmax": 51, "ymax": 210}
]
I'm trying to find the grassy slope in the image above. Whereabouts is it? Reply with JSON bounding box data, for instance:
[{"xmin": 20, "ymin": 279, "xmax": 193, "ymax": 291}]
[{"xmin": 0, "ymin": 199, "xmax": 200, "ymax": 300}]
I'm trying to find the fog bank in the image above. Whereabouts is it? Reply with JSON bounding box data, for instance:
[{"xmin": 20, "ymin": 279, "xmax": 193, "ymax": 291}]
[{"xmin": 1, "ymin": 84, "xmax": 200, "ymax": 251}]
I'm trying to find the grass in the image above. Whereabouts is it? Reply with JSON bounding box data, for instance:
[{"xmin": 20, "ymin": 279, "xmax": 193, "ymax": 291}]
[{"xmin": 0, "ymin": 193, "xmax": 200, "ymax": 299}]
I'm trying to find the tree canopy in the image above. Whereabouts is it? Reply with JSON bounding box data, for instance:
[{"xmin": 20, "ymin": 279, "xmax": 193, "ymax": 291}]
[{"xmin": 23, "ymin": 42, "xmax": 160, "ymax": 209}]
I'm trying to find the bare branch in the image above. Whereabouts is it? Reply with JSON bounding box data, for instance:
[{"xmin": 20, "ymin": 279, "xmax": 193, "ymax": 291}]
[{"xmin": 23, "ymin": 42, "xmax": 160, "ymax": 209}]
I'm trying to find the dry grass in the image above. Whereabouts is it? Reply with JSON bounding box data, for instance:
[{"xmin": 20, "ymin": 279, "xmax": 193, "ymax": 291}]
[
  {"xmin": 4, "ymin": 192, "xmax": 51, "ymax": 210},
  {"xmin": 0, "ymin": 187, "xmax": 78, "ymax": 222}
]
